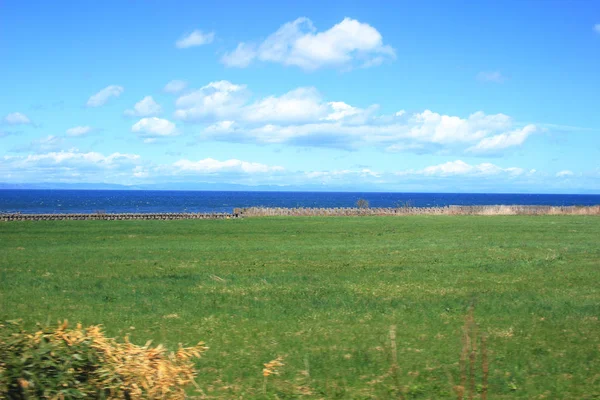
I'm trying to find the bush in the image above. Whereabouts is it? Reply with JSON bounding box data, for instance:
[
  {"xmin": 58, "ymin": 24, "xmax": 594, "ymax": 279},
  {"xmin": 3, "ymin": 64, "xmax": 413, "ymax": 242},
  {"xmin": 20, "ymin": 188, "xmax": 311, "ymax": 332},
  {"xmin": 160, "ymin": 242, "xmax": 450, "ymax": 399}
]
[
  {"xmin": 356, "ymin": 199, "xmax": 370, "ymax": 209},
  {"xmin": 0, "ymin": 320, "xmax": 207, "ymax": 399}
]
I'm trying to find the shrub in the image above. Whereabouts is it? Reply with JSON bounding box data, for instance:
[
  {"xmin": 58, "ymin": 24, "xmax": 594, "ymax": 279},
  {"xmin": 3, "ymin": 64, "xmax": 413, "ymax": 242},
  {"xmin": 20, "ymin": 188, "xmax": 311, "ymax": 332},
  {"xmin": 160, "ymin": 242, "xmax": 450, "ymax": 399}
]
[
  {"xmin": 0, "ymin": 320, "xmax": 207, "ymax": 399},
  {"xmin": 356, "ymin": 199, "xmax": 370, "ymax": 209}
]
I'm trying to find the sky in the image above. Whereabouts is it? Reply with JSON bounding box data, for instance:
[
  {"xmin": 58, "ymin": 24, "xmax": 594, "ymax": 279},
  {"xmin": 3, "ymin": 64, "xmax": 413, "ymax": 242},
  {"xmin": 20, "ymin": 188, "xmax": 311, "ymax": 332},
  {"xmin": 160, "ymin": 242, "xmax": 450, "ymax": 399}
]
[{"xmin": 1, "ymin": 0, "xmax": 599, "ymax": 193}]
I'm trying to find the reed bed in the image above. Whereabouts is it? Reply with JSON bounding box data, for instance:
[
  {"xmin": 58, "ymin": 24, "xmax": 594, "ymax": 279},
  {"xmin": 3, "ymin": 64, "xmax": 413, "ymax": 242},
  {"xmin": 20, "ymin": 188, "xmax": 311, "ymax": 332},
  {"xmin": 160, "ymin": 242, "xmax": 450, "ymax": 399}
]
[{"xmin": 238, "ymin": 204, "xmax": 600, "ymax": 217}]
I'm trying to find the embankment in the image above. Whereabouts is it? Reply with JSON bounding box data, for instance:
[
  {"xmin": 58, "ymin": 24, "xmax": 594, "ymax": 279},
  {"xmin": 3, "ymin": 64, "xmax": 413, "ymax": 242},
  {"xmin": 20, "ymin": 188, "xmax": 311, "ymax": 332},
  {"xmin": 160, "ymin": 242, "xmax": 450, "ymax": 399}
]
[{"xmin": 3, "ymin": 205, "xmax": 599, "ymax": 221}]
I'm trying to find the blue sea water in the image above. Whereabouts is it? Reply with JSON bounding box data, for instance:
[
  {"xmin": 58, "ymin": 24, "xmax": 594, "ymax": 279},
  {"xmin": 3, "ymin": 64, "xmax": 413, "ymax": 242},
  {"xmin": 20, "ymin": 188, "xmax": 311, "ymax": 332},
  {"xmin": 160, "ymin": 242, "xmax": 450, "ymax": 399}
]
[{"xmin": 1, "ymin": 190, "xmax": 599, "ymax": 214}]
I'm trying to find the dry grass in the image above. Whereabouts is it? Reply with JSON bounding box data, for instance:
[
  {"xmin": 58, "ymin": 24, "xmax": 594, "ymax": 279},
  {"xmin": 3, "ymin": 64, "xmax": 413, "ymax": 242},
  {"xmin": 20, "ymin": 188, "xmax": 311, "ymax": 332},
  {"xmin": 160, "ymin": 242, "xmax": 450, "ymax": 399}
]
[
  {"xmin": 0, "ymin": 320, "xmax": 208, "ymax": 399},
  {"xmin": 239, "ymin": 205, "xmax": 600, "ymax": 217}
]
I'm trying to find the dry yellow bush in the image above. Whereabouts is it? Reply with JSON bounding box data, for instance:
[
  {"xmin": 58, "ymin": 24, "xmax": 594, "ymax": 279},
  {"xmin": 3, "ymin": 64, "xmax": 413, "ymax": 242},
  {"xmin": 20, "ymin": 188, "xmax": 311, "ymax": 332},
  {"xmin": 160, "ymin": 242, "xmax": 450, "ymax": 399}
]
[{"xmin": 1, "ymin": 320, "xmax": 208, "ymax": 399}]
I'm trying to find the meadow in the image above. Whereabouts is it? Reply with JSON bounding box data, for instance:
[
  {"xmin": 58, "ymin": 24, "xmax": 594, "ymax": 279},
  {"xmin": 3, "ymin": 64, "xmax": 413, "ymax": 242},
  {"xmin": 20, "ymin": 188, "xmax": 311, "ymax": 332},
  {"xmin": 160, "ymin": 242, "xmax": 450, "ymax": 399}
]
[{"xmin": 1, "ymin": 216, "xmax": 599, "ymax": 398}]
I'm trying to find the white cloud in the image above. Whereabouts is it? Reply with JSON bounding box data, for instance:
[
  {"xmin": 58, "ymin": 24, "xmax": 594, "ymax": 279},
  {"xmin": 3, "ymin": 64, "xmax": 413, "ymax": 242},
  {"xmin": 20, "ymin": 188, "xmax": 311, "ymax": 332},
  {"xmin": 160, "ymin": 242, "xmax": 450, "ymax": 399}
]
[
  {"xmin": 302, "ymin": 161, "xmax": 527, "ymax": 187},
  {"xmin": 1, "ymin": 150, "xmax": 140, "ymax": 181},
  {"xmin": 466, "ymin": 124, "xmax": 536, "ymax": 153},
  {"xmin": 171, "ymin": 158, "xmax": 284, "ymax": 174},
  {"xmin": 175, "ymin": 81, "xmax": 373, "ymax": 125},
  {"xmin": 205, "ymin": 120, "xmax": 236, "ymax": 133},
  {"xmin": 4, "ymin": 112, "xmax": 31, "ymax": 125},
  {"xmin": 243, "ymin": 87, "xmax": 328, "ymax": 123},
  {"xmin": 176, "ymin": 80, "xmax": 537, "ymax": 153},
  {"xmin": 132, "ymin": 165, "xmax": 149, "ymax": 178},
  {"xmin": 86, "ymin": 85, "xmax": 124, "ymax": 107},
  {"xmin": 221, "ymin": 17, "xmax": 395, "ymax": 70},
  {"xmin": 386, "ymin": 143, "xmax": 425, "ymax": 153},
  {"xmin": 393, "ymin": 160, "xmax": 524, "ymax": 177},
  {"xmin": 202, "ymin": 108, "xmax": 521, "ymax": 150},
  {"xmin": 422, "ymin": 160, "xmax": 476, "ymax": 176},
  {"xmin": 594, "ymin": 24, "xmax": 600, "ymax": 34},
  {"xmin": 124, "ymin": 96, "xmax": 162, "ymax": 117},
  {"xmin": 66, "ymin": 126, "xmax": 92, "ymax": 137},
  {"xmin": 221, "ymin": 43, "xmax": 257, "ymax": 67},
  {"xmin": 556, "ymin": 170, "xmax": 574, "ymax": 177},
  {"xmin": 176, "ymin": 30, "xmax": 215, "ymax": 48},
  {"xmin": 305, "ymin": 168, "xmax": 380, "ymax": 180},
  {"xmin": 131, "ymin": 117, "xmax": 177, "ymax": 138},
  {"xmin": 11, "ymin": 151, "xmax": 139, "ymax": 166},
  {"xmin": 164, "ymin": 80, "xmax": 188, "ymax": 93},
  {"xmin": 324, "ymin": 102, "xmax": 358, "ymax": 121},
  {"xmin": 477, "ymin": 71, "xmax": 506, "ymax": 83},
  {"xmin": 174, "ymin": 81, "xmax": 248, "ymax": 121},
  {"xmin": 407, "ymin": 110, "xmax": 512, "ymax": 144}
]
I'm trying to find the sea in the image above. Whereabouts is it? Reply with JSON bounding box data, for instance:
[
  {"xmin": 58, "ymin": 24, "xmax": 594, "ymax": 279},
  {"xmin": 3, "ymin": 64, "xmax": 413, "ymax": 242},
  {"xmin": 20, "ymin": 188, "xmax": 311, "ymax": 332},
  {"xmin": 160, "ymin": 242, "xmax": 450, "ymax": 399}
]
[{"xmin": 1, "ymin": 190, "xmax": 599, "ymax": 214}]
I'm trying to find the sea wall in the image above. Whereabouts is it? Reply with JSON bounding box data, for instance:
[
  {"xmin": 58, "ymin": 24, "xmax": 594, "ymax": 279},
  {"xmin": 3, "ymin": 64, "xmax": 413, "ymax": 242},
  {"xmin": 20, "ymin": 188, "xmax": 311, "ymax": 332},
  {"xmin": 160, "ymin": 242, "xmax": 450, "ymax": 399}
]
[
  {"xmin": 0, "ymin": 213, "xmax": 239, "ymax": 221},
  {"xmin": 2, "ymin": 205, "xmax": 600, "ymax": 221}
]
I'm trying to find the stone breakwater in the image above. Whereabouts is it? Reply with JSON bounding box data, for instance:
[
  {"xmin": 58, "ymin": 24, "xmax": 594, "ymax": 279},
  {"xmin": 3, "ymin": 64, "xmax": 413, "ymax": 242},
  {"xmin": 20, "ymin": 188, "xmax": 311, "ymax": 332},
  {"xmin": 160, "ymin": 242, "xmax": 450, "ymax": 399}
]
[
  {"xmin": 2, "ymin": 205, "xmax": 600, "ymax": 221},
  {"xmin": 0, "ymin": 213, "xmax": 239, "ymax": 221}
]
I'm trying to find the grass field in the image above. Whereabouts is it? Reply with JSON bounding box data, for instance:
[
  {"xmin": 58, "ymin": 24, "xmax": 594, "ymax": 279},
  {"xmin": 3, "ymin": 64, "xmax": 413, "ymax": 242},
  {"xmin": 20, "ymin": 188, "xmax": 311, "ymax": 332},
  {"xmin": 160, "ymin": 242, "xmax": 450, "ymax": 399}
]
[{"xmin": 1, "ymin": 216, "xmax": 599, "ymax": 398}]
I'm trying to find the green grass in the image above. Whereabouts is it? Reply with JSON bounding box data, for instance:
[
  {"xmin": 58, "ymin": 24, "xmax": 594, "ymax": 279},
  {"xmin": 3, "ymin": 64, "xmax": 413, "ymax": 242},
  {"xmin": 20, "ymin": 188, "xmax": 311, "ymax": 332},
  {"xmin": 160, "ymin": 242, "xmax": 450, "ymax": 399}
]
[{"xmin": 1, "ymin": 216, "xmax": 599, "ymax": 398}]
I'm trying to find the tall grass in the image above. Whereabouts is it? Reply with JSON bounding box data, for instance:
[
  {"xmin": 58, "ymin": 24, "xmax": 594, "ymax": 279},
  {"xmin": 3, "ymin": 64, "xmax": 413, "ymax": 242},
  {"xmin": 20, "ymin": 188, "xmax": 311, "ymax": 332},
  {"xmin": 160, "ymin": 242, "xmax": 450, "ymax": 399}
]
[{"xmin": 239, "ymin": 204, "xmax": 600, "ymax": 217}]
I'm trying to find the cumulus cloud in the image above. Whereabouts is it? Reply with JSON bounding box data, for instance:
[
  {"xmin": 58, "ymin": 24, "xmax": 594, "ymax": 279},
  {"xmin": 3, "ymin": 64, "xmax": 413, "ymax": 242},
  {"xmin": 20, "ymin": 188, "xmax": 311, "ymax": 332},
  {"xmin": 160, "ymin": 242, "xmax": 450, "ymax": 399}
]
[
  {"xmin": 171, "ymin": 158, "xmax": 284, "ymax": 174},
  {"xmin": 164, "ymin": 80, "xmax": 188, "ymax": 93},
  {"xmin": 385, "ymin": 143, "xmax": 426, "ymax": 153},
  {"xmin": 6, "ymin": 150, "xmax": 139, "ymax": 167},
  {"xmin": 204, "ymin": 120, "xmax": 236, "ymax": 133},
  {"xmin": 243, "ymin": 87, "xmax": 329, "ymax": 123},
  {"xmin": 299, "ymin": 161, "xmax": 529, "ymax": 188},
  {"xmin": 175, "ymin": 80, "xmax": 538, "ymax": 153},
  {"xmin": 556, "ymin": 170, "xmax": 574, "ymax": 177},
  {"xmin": 304, "ymin": 168, "xmax": 381, "ymax": 184},
  {"xmin": 132, "ymin": 166, "xmax": 149, "ymax": 178},
  {"xmin": 477, "ymin": 71, "xmax": 506, "ymax": 83},
  {"xmin": 66, "ymin": 126, "xmax": 92, "ymax": 137},
  {"xmin": 176, "ymin": 30, "xmax": 215, "ymax": 48},
  {"xmin": 4, "ymin": 112, "xmax": 31, "ymax": 125},
  {"xmin": 407, "ymin": 110, "xmax": 513, "ymax": 144},
  {"xmin": 220, "ymin": 43, "xmax": 257, "ymax": 67},
  {"xmin": 174, "ymin": 81, "xmax": 248, "ymax": 121},
  {"xmin": 416, "ymin": 160, "xmax": 524, "ymax": 176},
  {"xmin": 0, "ymin": 149, "xmax": 141, "ymax": 182},
  {"xmin": 175, "ymin": 81, "xmax": 372, "ymax": 125},
  {"xmin": 322, "ymin": 101, "xmax": 378, "ymax": 123},
  {"xmin": 131, "ymin": 117, "xmax": 177, "ymax": 139},
  {"xmin": 594, "ymin": 24, "xmax": 600, "ymax": 34},
  {"xmin": 124, "ymin": 96, "xmax": 162, "ymax": 117},
  {"xmin": 466, "ymin": 125, "xmax": 537, "ymax": 153},
  {"xmin": 86, "ymin": 85, "xmax": 124, "ymax": 107},
  {"xmin": 221, "ymin": 17, "xmax": 395, "ymax": 70}
]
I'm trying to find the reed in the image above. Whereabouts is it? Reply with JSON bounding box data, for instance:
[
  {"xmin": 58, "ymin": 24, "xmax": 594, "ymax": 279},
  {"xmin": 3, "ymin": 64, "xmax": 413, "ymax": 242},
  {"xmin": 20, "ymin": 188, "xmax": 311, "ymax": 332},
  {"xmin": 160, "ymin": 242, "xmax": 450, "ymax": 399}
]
[{"xmin": 239, "ymin": 204, "xmax": 600, "ymax": 217}]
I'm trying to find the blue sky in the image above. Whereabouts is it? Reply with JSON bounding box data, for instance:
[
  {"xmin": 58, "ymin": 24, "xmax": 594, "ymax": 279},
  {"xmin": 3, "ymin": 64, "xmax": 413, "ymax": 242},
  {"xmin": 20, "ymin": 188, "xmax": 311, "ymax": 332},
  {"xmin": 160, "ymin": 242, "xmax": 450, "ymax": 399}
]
[{"xmin": 1, "ymin": 0, "xmax": 599, "ymax": 192}]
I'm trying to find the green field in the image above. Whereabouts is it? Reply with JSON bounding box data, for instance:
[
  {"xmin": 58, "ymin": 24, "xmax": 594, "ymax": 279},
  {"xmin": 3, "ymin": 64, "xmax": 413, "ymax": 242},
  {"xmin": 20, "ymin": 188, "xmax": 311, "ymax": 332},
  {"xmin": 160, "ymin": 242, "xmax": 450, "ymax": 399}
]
[{"xmin": 1, "ymin": 216, "xmax": 599, "ymax": 398}]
